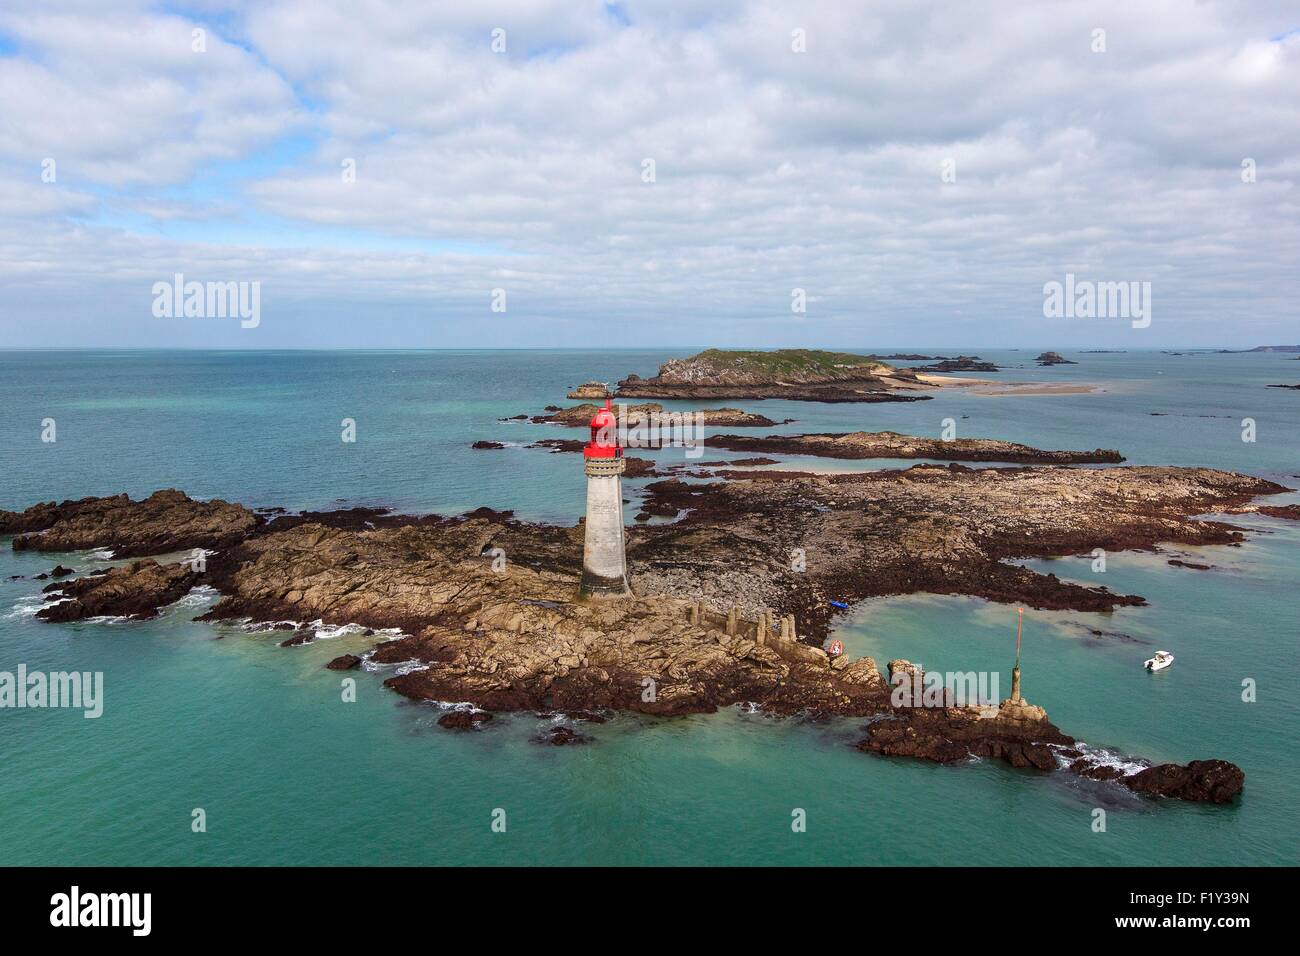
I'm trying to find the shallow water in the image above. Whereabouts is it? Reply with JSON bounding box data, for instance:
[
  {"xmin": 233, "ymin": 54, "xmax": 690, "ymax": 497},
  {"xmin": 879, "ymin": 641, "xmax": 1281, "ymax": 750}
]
[{"xmin": 0, "ymin": 348, "xmax": 1297, "ymax": 865}]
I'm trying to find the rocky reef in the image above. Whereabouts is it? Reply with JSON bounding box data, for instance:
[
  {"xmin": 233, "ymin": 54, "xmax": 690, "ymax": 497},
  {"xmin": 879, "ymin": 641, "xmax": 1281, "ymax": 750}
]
[
  {"xmin": 1258, "ymin": 504, "xmax": 1300, "ymax": 520},
  {"xmin": 615, "ymin": 349, "xmax": 936, "ymax": 403},
  {"xmin": 912, "ymin": 355, "xmax": 1000, "ymax": 372},
  {"xmin": 706, "ymin": 431, "xmax": 1124, "ymax": 464},
  {"xmin": 1122, "ymin": 760, "xmax": 1245, "ymax": 803},
  {"xmin": 533, "ymin": 402, "xmax": 783, "ymax": 427},
  {"xmin": 1, "ymin": 489, "xmax": 258, "ymax": 557},
  {"xmin": 4, "ymin": 454, "xmax": 1285, "ymax": 804},
  {"xmin": 38, "ymin": 559, "xmax": 199, "ymax": 622}
]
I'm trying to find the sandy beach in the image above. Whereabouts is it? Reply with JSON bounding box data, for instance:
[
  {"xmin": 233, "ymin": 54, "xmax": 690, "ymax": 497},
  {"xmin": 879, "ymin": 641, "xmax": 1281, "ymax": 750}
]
[{"xmin": 914, "ymin": 374, "xmax": 1104, "ymax": 396}]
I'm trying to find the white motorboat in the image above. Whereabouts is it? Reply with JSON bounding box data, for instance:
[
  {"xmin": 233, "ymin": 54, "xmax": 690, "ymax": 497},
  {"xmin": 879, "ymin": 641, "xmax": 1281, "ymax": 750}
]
[{"xmin": 1144, "ymin": 650, "xmax": 1175, "ymax": 671}]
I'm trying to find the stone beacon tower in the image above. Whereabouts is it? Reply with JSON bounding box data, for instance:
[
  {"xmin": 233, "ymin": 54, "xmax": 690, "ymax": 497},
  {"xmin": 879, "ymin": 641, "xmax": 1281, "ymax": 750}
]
[
  {"xmin": 1011, "ymin": 606, "xmax": 1024, "ymax": 701},
  {"xmin": 579, "ymin": 396, "xmax": 631, "ymax": 598}
]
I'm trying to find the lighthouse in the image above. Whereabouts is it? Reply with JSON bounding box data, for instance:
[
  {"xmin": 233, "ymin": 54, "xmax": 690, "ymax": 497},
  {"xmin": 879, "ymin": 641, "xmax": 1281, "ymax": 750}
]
[{"xmin": 579, "ymin": 396, "xmax": 630, "ymax": 598}]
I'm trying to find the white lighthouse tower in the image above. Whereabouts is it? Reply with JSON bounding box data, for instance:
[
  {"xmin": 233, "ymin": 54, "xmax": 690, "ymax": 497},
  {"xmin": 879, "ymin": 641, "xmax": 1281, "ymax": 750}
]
[{"xmin": 579, "ymin": 396, "xmax": 630, "ymax": 598}]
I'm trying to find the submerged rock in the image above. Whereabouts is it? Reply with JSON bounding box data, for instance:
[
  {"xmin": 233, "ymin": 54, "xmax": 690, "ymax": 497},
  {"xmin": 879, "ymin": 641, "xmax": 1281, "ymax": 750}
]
[
  {"xmin": 438, "ymin": 710, "xmax": 494, "ymax": 730},
  {"xmin": 1168, "ymin": 559, "xmax": 1213, "ymax": 570},
  {"xmin": 538, "ymin": 726, "xmax": 592, "ymax": 746}
]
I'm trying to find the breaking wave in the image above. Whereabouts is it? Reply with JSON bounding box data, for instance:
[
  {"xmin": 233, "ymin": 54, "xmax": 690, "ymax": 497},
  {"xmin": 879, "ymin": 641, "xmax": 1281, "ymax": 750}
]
[
  {"xmin": 1051, "ymin": 741, "xmax": 1148, "ymax": 777},
  {"xmin": 170, "ymin": 584, "xmax": 219, "ymax": 609},
  {"xmin": 6, "ymin": 595, "xmax": 70, "ymax": 619}
]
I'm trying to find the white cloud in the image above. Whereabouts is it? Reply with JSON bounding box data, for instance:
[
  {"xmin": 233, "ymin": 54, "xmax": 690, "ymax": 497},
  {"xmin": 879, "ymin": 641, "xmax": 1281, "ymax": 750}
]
[
  {"xmin": 0, "ymin": 0, "xmax": 1297, "ymax": 347},
  {"xmin": 0, "ymin": 1, "xmax": 300, "ymax": 187}
]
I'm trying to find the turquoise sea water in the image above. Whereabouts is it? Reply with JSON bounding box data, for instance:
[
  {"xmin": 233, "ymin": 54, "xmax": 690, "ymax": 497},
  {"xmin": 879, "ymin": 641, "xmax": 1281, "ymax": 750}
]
[{"xmin": 0, "ymin": 348, "xmax": 1297, "ymax": 866}]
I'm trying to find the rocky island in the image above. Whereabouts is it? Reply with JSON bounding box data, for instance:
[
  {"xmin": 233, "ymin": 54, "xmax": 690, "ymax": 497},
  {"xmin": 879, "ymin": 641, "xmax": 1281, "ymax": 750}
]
[
  {"xmin": 615, "ymin": 349, "xmax": 937, "ymax": 402},
  {"xmin": 1036, "ymin": 351, "xmax": 1077, "ymax": 366},
  {"xmin": 4, "ymin": 442, "xmax": 1290, "ymax": 805}
]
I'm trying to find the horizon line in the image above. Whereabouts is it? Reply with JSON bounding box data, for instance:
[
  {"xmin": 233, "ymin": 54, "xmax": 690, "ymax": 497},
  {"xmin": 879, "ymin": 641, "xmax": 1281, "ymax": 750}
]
[{"xmin": 0, "ymin": 345, "xmax": 1289, "ymax": 353}]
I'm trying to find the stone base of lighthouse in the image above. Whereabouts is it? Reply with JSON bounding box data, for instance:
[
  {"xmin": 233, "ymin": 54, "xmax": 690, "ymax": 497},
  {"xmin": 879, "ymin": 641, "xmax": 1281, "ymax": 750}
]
[{"xmin": 580, "ymin": 457, "xmax": 630, "ymax": 599}]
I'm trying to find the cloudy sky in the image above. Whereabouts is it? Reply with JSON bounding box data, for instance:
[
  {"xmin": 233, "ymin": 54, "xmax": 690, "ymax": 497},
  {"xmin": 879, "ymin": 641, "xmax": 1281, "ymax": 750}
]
[{"xmin": 1, "ymin": 0, "xmax": 1297, "ymax": 349}]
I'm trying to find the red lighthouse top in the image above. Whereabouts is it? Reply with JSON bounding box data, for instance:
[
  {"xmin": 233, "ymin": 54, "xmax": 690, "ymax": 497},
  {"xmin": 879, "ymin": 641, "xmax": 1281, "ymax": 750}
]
[{"xmin": 584, "ymin": 397, "xmax": 621, "ymax": 459}]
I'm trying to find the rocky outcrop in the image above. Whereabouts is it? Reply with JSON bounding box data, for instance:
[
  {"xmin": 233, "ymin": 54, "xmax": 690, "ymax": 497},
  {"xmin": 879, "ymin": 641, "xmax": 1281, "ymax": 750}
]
[
  {"xmin": 533, "ymin": 402, "xmax": 662, "ymax": 425},
  {"xmin": 1258, "ymin": 504, "xmax": 1300, "ymax": 520},
  {"xmin": 616, "ymin": 349, "xmax": 936, "ymax": 403},
  {"xmin": 1123, "ymin": 760, "xmax": 1245, "ymax": 804},
  {"xmin": 37, "ymin": 559, "xmax": 199, "ymax": 621},
  {"xmin": 566, "ymin": 381, "xmax": 610, "ymax": 399},
  {"xmin": 325, "ymin": 654, "xmax": 362, "ymax": 670},
  {"xmin": 621, "ymin": 457, "xmax": 659, "ymax": 478},
  {"xmin": 471, "ymin": 440, "xmax": 506, "ymax": 449},
  {"xmin": 912, "ymin": 355, "xmax": 1000, "ymax": 372},
  {"xmin": 698, "ymin": 408, "xmax": 787, "ymax": 427},
  {"xmin": 858, "ymin": 699, "xmax": 1071, "ymax": 771},
  {"xmin": 1036, "ymin": 352, "xmax": 1077, "ymax": 366},
  {"xmin": 2, "ymin": 489, "xmax": 258, "ymax": 557},
  {"xmin": 707, "ymin": 431, "xmax": 1124, "ymax": 464},
  {"xmin": 859, "ymin": 696, "xmax": 1245, "ymax": 801}
]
